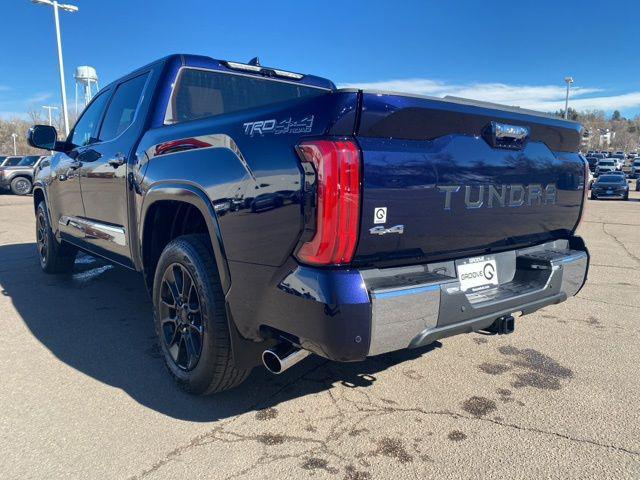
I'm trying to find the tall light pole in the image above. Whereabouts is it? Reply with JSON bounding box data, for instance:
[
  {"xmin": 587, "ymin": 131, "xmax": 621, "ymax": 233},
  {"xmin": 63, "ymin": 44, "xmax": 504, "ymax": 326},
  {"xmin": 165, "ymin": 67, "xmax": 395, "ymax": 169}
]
[
  {"xmin": 11, "ymin": 133, "xmax": 18, "ymax": 155},
  {"xmin": 42, "ymin": 105, "xmax": 59, "ymax": 126},
  {"xmin": 564, "ymin": 76, "xmax": 574, "ymax": 119},
  {"xmin": 31, "ymin": 0, "xmax": 78, "ymax": 137}
]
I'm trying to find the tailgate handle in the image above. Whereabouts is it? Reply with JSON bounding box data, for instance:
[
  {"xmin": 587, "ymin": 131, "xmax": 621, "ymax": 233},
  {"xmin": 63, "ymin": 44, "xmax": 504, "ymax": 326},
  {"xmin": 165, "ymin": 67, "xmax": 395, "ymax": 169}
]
[{"xmin": 483, "ymin": 121, "xmax": 530, "ymax": 150}]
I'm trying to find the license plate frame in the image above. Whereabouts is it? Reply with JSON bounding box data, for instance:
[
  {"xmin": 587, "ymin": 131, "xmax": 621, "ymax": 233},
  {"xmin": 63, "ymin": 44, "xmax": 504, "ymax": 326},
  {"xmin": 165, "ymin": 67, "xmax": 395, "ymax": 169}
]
[{"xmin": 457, "ymin": 256, "xmax": 499, "ymax": 293}]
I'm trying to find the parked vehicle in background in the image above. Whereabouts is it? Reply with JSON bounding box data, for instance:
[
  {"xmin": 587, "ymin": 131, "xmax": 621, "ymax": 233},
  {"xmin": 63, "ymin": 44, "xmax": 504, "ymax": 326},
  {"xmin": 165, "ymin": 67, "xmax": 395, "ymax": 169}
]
[
  {"xmin": 607, "ymin": 152, "xmax": 625, "ymax": 169},
  {"xmin": 631, "ymin": 159, "xmax": 640, "ymax": 178},
  {"xmin": 0, "ymin": 156, "xmax": 23, "ymax": 167},
  {"xmin": 596, "ymin": 159, "xmax": 616, "ymax": 176},
  {"xmin": 585, "ymin": 156, "xmax": 598, "ymax": 172},
  {"xmin": 591, "ymin": 174, "xmax": 629, "ymax": 200},
  {"xmin": 27, "ymin": 54, "xmax": 589, "ymax": 395},
  {"xmin": 0, "ymin": 155, "xmax": 45, "ymax": 195},
  {"xmin": 588, "ymin": 170, "xmax": 594, "ymax": 189}
]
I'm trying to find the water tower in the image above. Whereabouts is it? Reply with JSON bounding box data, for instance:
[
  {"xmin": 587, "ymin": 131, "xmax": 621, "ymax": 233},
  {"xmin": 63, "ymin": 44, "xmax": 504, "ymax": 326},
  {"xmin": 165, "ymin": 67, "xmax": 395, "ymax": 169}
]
[{"xmin": 74, "ymin": 66, "xmax": 99, "ymax": 114}]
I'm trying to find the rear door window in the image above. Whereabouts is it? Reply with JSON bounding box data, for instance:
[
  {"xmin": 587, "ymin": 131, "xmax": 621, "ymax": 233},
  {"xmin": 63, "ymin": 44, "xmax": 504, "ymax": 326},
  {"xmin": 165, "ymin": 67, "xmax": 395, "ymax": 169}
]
[
  {"xmin": 165, "ymin": 68, "xmax": 325, "ymax": 124},
  {"xmin": 99, "ymin": 73, "xmax": 148, "ymax": 141}
]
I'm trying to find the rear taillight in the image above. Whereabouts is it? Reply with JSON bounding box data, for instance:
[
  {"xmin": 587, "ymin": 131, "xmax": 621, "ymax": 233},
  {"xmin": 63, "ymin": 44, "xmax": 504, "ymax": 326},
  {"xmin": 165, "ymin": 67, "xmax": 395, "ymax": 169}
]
[{"xmin": 296, "ymin": 140, "xmax": 361, "ymax": 265}]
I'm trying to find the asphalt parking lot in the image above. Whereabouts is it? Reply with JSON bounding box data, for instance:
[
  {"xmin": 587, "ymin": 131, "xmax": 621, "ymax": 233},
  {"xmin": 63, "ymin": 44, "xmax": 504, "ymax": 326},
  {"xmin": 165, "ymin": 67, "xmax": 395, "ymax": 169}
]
[{"xmin": 1, "ymin": 188, "xmax": 639, "ymax": 480}]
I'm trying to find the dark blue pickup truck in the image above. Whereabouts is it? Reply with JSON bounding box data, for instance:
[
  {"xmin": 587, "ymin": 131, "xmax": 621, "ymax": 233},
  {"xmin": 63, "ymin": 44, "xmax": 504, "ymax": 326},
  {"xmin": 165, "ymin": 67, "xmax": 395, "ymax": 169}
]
[{"xmin": 28, "ymin": 54, "xmax": 589, "ymax": 394}]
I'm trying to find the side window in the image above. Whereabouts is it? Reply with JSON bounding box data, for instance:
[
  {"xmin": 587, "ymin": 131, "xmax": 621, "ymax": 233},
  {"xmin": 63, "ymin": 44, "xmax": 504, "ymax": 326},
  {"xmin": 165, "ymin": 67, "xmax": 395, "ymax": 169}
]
[
  {"xmin": 99, "ymin": 74, "xmax": 148, "ymax": 141},
  {"xmin": 69, "ymin": 90, "xmax": 111, "ymax": 147}
]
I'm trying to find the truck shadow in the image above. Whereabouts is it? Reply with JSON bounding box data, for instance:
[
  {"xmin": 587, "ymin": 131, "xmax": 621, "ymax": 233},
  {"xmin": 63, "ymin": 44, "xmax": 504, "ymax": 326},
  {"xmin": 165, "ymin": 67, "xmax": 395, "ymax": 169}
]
[{"xmin": 0, "ymin": 243, "xmax": 438, "ymax": 422}]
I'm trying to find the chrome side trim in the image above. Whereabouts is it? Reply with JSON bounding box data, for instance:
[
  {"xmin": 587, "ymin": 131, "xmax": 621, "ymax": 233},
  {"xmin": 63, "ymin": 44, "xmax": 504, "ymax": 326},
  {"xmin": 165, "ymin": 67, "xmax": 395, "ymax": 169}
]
[{"xmin": 58, "ymin": 215, "xmax": 126, "ymax": 246}]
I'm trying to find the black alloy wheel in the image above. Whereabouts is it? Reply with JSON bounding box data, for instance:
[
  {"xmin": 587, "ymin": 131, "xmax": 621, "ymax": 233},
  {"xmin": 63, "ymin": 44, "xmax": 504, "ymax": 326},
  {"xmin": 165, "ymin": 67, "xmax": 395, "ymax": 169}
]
[
  {"xmin": 152, "ymin": 234, "xmax": 250, "ymax": 395},
  {"xmin": 158, "ymin": 263, "xmax": 204, "ymax": 371},
  {"xmin": 35, "ymin": 200, "xmax": 77, "ymax": 273},
  {"xmin": 36, "ymin": 207, "xmax": 48, "ymax": 267}
]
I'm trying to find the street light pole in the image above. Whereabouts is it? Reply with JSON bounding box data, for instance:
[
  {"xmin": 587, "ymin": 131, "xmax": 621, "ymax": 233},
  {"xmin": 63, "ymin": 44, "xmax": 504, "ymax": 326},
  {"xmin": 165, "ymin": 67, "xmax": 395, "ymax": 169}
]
[
  {"xmin": 31, "ymin": 0, "xmax": 78, "ymax": 137},
  {"xmin": 564, "ymin": 76, "xmax": 574, "ymax": 119},
  {"xmin": 11, "ymin": 133, "xmax": 18, "ymax": 156},
  {"xmin": 42, "ymin": 105, "xmax": 59, "ymax": 126}
]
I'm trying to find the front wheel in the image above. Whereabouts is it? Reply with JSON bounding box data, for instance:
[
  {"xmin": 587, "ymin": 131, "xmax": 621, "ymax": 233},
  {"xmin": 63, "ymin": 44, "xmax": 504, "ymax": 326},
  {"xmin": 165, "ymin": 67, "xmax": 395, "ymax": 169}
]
[
  {"xmin": 153, "ymin": 234, "xmax": 250, "ymax": 395},
  {"xmin": 11, "ymin": 177, "xmax": 32, "ymax": 195},
  {"xmin": 36, "ymin": 201, "xmax": 77, "ymax": 273}
]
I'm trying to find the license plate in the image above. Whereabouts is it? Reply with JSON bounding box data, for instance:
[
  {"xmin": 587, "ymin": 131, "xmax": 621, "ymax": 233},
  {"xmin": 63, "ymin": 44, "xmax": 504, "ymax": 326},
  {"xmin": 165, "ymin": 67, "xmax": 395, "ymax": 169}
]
[
  {"xmin": 607, "ymin": 189, "xmax": 613, "ymax": 194},
  {"xmin": 457, "ymin": 257, "xmax": 499, "ymax": 292}
]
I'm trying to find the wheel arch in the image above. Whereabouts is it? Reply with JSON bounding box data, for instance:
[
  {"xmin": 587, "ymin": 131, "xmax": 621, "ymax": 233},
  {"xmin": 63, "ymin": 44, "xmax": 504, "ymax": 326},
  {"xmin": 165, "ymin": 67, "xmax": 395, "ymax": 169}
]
[
  {"xmin": 140, "ymin": 183, "xmax": 265, "ymax": 370},
  {"xmin": 33, "ymin": 186, "xmax": 46, "ymax": 212},
  {"xmin": 139, "ymin": 183, "xmax": 231, "ymax": 294}
]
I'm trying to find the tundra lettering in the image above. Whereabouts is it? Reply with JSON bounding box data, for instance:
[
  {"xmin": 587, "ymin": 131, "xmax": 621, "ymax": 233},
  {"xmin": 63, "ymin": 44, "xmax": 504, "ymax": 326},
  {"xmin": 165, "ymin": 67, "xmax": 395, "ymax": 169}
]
[
  {"xmin": 438, "ymin": 183, "xmax": 557, "ymax": 210},
  {"xmin": 27, "ymin": 54, "xmax": 588, "ymax": 395}
]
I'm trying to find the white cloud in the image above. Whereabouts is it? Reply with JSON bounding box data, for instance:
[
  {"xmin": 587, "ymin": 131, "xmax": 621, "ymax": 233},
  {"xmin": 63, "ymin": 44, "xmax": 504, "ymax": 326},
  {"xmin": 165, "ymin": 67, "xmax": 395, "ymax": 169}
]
[
  {"xmin": 339, "ymin": 78, "xmax": 640, "ymax": 113},
  {"xmin": 26, "ymin": 92, "xmax": 52, "ymax": 104}
]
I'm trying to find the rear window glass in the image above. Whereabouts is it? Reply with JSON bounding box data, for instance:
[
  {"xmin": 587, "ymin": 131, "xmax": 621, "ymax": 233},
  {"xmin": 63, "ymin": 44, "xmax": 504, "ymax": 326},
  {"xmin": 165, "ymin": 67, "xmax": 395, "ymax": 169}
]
[
  {"xmin": 598, "ymin": 175, "xmax": 623, "ymax": 182},
  {"xmin": 165, "ymin": 68, "xmax": 326, "ymax": 124}
]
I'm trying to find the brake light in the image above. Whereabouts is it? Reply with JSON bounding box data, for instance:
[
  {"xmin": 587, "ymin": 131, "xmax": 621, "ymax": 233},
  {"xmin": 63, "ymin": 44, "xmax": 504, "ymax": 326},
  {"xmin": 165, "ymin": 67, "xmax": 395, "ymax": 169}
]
[{"xmin": 296, "ymin": 140, "xmax": 361, "ymax": 265}]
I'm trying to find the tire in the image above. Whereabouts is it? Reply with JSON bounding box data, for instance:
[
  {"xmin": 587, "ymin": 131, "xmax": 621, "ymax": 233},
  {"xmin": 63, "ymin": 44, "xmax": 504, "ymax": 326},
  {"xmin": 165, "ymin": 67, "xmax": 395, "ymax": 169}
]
[
  {"xmin": 36, "ymin": 201, "xmax": 77, "ymax": 273},
  {"xmin": 590, "ymin": 193, "xmax": 597, "ymax": 200},
  {"xmin": 153, "ymin": 234, "xmax": 250, "ymax": 395},
  {"xmin": 11, "ymin": 177, "xmax": 32, "ymax": 195}
]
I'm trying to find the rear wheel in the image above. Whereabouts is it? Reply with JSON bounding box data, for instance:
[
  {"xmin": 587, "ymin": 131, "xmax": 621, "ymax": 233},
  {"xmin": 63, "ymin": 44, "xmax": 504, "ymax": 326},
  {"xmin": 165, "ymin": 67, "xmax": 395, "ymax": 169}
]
[
  {"xmin": 11, "ymin": 177, "xmax": 32, "ymax": 195},
  {"xmin": 36, "ymin": 201, "xmax": 77, "ymax": 273},
  {"xmin": 153, "ymin": 234, "xmax": 250, "ymax": 395}
]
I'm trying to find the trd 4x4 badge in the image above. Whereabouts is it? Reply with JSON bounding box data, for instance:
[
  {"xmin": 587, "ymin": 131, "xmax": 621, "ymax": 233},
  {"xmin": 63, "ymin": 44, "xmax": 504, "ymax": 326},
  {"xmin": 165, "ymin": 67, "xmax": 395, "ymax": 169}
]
[{"xmin": 243, "ymin": 115, "xmax": 314, "ymax": 136}]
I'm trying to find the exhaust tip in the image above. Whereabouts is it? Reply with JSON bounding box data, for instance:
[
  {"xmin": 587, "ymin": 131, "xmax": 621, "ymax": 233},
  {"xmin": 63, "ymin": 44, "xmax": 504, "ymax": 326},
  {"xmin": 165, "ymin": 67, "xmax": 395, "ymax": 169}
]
[
  {"xmin": 262, "ymin": 350, "xmax": 284, "ymax": 374},
  {"xmin": 262, "ymin": 343, "xmax": 311, "ymax": 374}
]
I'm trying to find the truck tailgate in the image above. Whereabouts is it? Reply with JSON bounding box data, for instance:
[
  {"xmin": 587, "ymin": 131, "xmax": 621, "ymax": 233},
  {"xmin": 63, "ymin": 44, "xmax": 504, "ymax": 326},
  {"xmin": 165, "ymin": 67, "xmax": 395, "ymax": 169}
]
[{"xmin": 352, "ymin": 91, "xmax": 585, "ymax": 266}]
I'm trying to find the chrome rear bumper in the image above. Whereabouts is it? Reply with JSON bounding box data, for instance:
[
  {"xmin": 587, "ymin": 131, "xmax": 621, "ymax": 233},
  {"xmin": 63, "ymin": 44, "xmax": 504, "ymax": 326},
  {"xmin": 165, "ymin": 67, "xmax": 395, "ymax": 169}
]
[{"xmin": 362, "ymin": 238, "xmax": 588, "ymax": 356}]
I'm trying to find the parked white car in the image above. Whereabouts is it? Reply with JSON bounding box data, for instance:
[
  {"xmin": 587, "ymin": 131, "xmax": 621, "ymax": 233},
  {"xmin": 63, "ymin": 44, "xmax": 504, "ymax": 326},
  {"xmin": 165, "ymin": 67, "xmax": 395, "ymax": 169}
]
[{"xmin": 596, "ymin": 159, "xmax": 616, "ymax": 176}]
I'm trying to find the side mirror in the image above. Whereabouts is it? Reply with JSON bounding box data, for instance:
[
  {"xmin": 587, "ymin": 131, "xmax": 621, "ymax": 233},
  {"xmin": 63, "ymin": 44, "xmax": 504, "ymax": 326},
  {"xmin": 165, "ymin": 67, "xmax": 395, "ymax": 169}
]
[{"xmin": 27, "ymin": 125, "xmax": 64, "ymax": 151}]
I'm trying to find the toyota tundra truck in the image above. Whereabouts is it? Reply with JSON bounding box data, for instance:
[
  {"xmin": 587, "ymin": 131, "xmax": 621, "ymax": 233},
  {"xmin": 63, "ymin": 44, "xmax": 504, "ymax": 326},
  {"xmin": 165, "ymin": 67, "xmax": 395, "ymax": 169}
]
[{"xmin": 27, "ymin": 54, "xmax": 589, "ymax": 395}]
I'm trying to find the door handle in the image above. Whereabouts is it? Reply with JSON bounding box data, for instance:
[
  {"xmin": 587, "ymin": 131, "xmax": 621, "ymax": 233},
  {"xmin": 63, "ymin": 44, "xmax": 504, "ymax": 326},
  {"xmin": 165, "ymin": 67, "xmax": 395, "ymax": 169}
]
[
  {"xmin": 68, "ymin": 160, "xmax": 82, "ymax": 171},
  {"xmin": 108, "ymin": 153, "xmax": 127, "ymax": 168}
]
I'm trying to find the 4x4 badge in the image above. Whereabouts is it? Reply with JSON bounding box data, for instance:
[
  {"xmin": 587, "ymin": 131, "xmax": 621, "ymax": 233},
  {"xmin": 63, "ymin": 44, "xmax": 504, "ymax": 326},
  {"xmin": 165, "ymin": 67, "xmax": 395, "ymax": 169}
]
[{"xmin": 369, "ymin": 225, "xmax": 404, "ymax": 236}]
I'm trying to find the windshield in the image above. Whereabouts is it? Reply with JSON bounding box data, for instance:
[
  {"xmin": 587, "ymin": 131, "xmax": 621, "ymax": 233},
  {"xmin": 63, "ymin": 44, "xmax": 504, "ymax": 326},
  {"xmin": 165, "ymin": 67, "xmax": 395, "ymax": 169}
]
[
  {"xmin": 597, "ymin": 175, "xmax": 624, "ymax": 183},
  {"xmin": 634, "ymin": 160, "xmax": 640, "ymax": 165},
  {"xmin": 17, "ymin": 156, "xmax": 40, "ymax": 166},
  {"xmin": 599, "ymin": 161, "xmax": 614, "ymax": 166}
]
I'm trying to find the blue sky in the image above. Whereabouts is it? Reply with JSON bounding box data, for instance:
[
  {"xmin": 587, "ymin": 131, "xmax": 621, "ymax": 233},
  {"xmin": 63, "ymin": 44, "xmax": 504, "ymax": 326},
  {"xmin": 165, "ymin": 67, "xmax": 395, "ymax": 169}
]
[{"xmin": 1, "ymin": 0, "xmax": 638, "ymax": 119}]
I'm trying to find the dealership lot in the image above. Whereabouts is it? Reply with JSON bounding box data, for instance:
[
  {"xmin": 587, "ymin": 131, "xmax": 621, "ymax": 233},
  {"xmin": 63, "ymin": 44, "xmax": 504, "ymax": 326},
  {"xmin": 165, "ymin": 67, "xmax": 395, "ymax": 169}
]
[{"xmin": 0, "ymin": 190, "xmax": 639, "ymax": 479}]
